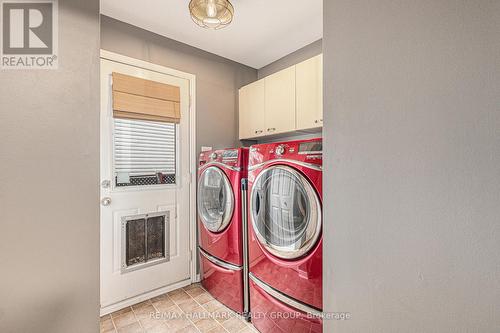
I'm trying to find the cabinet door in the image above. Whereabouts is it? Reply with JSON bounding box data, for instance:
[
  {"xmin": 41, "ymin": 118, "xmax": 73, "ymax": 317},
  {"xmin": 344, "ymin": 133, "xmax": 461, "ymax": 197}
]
[
  {"xmin": 239, "ymin": 80, "xmax": 265, "ymax": 139},
  {"xmin": 296, "ymin": 54, "xmax": 323, "ymax": 130},
  {"xmin": 264, "ymin": 66, "xmax": 296, "ymax": 135}
]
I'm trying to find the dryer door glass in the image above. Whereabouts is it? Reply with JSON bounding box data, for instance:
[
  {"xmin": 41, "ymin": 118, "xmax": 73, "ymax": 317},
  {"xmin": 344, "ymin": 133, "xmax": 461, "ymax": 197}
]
[
  {"xmin": 198, "ymin": 166, "xmax": 234, "ymax": 232},
  {"xmin": 251, "ymin": 165, "xmax": 321, "ymax": 259}
]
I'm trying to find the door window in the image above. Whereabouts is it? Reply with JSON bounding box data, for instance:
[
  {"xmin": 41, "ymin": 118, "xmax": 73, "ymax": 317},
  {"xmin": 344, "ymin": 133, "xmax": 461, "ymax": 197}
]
[
  {"xmin": 251, "ymin": 165, "xmax": 321, "ymax": 259},
  {"xmin": 113, "ymin": 118, "xmax": 176, "ymax": 187},
  {"xmin": 197, "ymin": 167, "xmax": 234, "ymax": 232}
]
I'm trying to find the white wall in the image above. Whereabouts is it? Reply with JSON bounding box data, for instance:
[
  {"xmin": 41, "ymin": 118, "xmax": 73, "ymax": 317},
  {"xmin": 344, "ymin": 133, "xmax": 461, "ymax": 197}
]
[{"xmin": 323, "ymin": 0, "xmax": 500, "ymax": 332}]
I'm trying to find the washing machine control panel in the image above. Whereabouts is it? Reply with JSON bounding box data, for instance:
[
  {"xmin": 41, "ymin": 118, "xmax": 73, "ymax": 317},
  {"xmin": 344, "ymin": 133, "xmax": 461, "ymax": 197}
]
[
  {"xmin": 199, "ymin": 148, "xmax": 248, "ymax": 170},
  {"xmin": 298, "ymin": 141, "xmax": 323, "ymax": 154},
  {"xmin": 222, "ymin": 150, "xmax": 238, "ymax": 160},
  {"xmin": 270, "ymin": 141, "xmax": 322, "ymax": 157},
  {"xmin": 275, "ymin": 145, "xmax": 286, "ymax": 155},
  {"xmin": 248, "ymin": 139, "xmax": 323, "ymax": 167}
]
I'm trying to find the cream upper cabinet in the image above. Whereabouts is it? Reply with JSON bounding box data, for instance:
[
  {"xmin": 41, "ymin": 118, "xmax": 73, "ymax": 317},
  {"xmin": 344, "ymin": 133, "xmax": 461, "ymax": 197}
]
[
  {"xmin": 264, "ymin": 66, "xmax": 296, "ymax": 135},
  {"xmin": 238, "ymin": 54, "xmax": 322, "ymax": 139},
  {"xmin": 239, "ymin": 79, "xmax": 265, "ymax": 139},
  {"xmin": 296, "ymin": 54, "xmax": 323, "ymax": 129}
]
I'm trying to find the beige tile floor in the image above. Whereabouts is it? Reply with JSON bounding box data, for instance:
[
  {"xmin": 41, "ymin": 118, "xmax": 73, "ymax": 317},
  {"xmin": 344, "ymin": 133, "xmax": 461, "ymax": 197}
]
[{"xmin": 100, "ymin": 283, "xmax": 259, "ymax": 333}]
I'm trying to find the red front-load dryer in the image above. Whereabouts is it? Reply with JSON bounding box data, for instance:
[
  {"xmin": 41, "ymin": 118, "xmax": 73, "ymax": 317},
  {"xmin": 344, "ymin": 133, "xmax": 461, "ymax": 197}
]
[
  {"xmin": 247, "ymin": 138, "xmax": 323, "ymax": 333},
  {"xmin": 197, "ymin": 148, "xmax": 249, "ymax": 314}
]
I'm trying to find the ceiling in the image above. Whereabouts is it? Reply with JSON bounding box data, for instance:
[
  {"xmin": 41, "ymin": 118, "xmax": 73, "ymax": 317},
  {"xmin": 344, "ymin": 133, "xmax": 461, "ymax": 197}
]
[{"xmin": 101, "ymin": 0, "xmax": 323, "ymax": 69}]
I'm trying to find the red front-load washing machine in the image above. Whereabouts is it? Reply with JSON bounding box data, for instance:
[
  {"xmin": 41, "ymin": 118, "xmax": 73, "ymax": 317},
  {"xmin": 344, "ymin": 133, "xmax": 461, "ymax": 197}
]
[
  {"xmin": 247, "ymin": 138, "xmax": 323, "ymax": 333},
  {"xmin": 197, "ymin": 148, "xmax": 249, "ymax": 315}
]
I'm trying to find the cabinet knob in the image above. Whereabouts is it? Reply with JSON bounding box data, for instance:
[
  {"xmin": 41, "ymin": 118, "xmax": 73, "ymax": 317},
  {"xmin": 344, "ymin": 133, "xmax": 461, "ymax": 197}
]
[
  {"xmin": 255, "ymin": 130, "xmax": 263, "ymax": 134},
  {"xmin": 267, "ymin": 128, "xmax": 276, "ymax": 132}
]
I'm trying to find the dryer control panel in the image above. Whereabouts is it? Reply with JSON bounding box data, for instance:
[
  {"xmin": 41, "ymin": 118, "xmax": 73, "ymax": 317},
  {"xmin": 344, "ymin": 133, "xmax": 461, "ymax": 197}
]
[
  {"xmin": 248, "ymin": 138, "xmax": 323, "ymax": 168},
  {"xmin": 298, "ymin": 141, "xmax": 323, "ymax": 154},
  {"xmin": 198, "ymin": 148, "xmax": 249, "ymax": 170}
]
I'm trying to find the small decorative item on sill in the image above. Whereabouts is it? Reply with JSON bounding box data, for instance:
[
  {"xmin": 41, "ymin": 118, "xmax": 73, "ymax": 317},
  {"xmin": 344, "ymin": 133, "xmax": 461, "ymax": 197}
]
[{"xmin": 189, "ymin": 0, "xmax": 234, "ymax": 30}]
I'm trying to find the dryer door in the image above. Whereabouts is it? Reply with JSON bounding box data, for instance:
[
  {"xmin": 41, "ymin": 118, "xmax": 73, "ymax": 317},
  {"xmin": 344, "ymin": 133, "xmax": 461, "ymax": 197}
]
[
  {"xmin": 198, "ymin": 166, "xmax": 235, "ymax": 233},
  {"xmin": 250, "ymin": 165, "xmax": 321, "ymax": 259}
]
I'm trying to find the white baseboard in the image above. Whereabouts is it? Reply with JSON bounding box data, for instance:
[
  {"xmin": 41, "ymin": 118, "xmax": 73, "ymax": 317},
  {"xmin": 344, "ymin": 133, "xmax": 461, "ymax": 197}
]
[
  {"xmin": 100, "ymin": 278, "xmax": 192, "ymax": 316},
  {"xmin": 194, "ymin": 274, "xmax": 201, "ymax": 283}
]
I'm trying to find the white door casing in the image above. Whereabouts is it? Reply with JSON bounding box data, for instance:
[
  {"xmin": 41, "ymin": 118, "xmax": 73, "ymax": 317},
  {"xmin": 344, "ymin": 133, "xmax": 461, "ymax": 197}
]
[{"xmin": 99, "ymin": 51, "xmax": 197, "ymax": 315}]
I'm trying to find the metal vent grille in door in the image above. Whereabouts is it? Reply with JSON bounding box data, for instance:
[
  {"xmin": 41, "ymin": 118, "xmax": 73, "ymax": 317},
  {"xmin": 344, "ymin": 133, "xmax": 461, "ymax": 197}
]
[{"xmin": 121, "ymin": 211, "xmax": 170, "ymax": 273}]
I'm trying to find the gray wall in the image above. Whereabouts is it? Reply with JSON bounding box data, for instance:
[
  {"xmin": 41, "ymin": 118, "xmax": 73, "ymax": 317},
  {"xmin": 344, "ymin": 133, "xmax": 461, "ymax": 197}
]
[
  {"xmin": 101, "ymin": 16, "xmax": 257, "ymax": 152},
  {"xmin": 0, "ymin": 1, "xmax": 100, "ymax": 333},
  {"xmin": 323, "ymin": 1, "xmax": 500, "ymax": 332},
  {"xmin": 257, "ymin": 39, "xmax": 322, "ymax": 79}
]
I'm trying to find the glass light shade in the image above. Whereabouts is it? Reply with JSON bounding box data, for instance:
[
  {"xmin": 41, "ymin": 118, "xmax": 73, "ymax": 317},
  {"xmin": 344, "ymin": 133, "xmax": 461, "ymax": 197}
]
[{"xmin": 189, "ymin": 0, "xmax": 234, "ymax": 30}]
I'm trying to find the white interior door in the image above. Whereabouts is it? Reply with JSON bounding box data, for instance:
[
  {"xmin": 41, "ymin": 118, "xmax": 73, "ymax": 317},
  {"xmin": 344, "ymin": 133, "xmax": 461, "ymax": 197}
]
[{"xmin": 100, "ymin": 58, "xmax": 192, "ymax": 313}]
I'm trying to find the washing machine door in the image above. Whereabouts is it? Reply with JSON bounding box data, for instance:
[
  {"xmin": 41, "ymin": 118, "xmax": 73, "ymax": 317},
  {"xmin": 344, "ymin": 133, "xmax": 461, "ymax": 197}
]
[
  {"xmin": 250, "ymin": 165, "xmax": 321, "ymax": 259},
  {"xmin": 198, "ymin": 166, "xmax": 234, "ymax": 233}
]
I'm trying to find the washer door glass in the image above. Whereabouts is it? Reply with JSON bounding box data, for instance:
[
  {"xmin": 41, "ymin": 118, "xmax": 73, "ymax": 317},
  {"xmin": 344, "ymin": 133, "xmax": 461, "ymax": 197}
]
[
  {"xmin": 198, "ymin": 166, "xmax": 234, "ymax": 232},
  {"xmin": 251, "ymin": 165, "xmax": 321, "ymax": 259}
]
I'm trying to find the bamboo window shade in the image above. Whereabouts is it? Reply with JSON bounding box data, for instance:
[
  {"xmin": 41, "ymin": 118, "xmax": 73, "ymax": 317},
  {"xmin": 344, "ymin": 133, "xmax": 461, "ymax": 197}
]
[{"xmin": 112, "ymin": 72, "xmax": 181, "ymax": 123}]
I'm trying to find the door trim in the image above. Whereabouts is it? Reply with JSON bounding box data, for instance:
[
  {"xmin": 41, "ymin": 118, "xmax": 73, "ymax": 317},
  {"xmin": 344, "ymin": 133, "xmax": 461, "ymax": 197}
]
[{"xmin": 99, "ymin": 50, "xmax": 198, "ymax": 288}]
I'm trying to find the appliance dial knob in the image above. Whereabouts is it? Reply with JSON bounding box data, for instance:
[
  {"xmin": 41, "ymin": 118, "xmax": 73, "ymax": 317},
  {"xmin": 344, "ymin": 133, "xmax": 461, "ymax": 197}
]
[
  {"xmin": 210, "ymin": 152, "xmax": 218, "ymax": 160},
  {"xmin": 275, "ymin": 145, "xmax": 285, "ymax": 155}
]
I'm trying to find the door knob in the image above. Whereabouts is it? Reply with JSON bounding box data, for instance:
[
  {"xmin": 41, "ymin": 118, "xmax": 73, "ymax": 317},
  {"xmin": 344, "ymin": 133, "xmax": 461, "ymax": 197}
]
[{"xmin": 101, "ymin": 197, "xmax": 112, "ymax": 206}]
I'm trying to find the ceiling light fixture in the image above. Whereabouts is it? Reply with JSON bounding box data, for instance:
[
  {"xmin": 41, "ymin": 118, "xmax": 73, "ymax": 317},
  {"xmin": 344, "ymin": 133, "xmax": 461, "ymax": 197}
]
[{"xmin": 189, "ymin": 0, "xmax": 234, "ymax": 30}]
